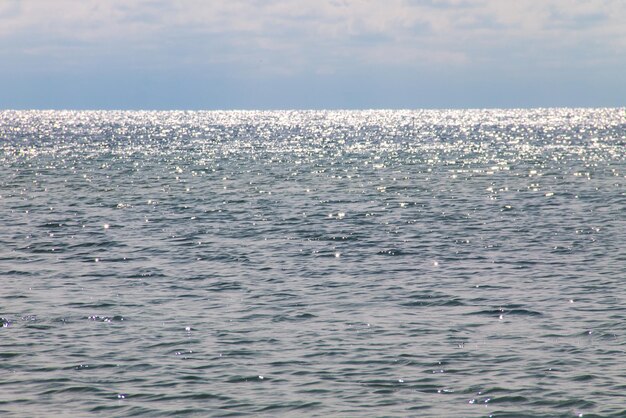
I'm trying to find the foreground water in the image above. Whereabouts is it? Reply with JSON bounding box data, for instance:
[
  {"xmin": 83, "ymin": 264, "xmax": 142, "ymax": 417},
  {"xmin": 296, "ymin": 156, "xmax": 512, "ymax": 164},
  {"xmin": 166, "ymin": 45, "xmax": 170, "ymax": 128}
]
[{"xmin": 1, "ymin": 109, "xmax": 625, "ymax": 417}]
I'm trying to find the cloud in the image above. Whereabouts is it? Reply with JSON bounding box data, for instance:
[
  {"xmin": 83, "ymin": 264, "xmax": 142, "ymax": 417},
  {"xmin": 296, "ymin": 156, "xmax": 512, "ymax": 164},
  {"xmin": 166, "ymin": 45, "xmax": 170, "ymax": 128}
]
[
  {"xmin": 0, "ymin": 0, "xmax": 625, "ymax": 108},
  {"xmin": 2, "ymin": 0, "xmax": 625, "ymax": 75}
]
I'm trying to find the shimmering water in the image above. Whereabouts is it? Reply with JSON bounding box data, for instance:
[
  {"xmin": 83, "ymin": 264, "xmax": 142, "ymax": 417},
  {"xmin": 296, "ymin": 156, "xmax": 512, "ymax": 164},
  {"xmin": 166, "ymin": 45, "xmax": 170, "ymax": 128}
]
[{"xmin": 1, "ymin": 109, "xmax": 625, "ymax": 417}]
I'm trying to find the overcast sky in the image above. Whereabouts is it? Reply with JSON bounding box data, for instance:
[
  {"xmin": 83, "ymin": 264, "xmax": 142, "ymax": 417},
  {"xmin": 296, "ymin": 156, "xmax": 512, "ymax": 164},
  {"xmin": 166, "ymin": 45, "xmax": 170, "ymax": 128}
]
[{"xmin": 1, "ymin": 0, "xmax": 624, "ymax": 109}]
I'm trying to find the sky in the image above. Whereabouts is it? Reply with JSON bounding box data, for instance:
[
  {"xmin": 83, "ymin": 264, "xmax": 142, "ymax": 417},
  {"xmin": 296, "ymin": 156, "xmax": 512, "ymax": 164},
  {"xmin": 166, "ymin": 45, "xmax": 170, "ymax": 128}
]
[{"xmin": 1, "ymin": 0, "xmax": 625, "ymax": 109}]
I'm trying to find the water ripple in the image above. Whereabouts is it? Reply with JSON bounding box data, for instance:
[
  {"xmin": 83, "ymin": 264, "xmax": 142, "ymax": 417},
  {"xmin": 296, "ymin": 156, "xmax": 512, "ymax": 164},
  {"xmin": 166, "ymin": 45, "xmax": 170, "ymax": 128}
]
[{"xmin": 0, "ymin": 109, "xmax": 624, "ymax": 416}]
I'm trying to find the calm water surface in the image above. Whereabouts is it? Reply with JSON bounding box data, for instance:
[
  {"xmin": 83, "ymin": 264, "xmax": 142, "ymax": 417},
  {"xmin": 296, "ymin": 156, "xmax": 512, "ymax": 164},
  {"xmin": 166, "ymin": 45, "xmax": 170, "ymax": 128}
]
[{"xmin": 1, "ymin": 109, "xmax": 625, "ymax": 417}]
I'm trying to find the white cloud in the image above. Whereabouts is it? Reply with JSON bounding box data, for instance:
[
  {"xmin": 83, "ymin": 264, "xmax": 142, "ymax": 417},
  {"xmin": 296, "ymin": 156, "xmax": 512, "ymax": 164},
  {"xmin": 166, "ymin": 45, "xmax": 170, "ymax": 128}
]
[{"xmin": 1, "ymin": 0, "xmax": 625, "ymax": 75}]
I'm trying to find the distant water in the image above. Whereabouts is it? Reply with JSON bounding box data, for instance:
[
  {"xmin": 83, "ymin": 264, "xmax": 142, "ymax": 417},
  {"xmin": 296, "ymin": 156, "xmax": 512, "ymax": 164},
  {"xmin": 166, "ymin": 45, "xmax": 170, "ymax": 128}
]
[{"xmin": 1, "ymin": 109, "xmax": 625, "ymax": 417}]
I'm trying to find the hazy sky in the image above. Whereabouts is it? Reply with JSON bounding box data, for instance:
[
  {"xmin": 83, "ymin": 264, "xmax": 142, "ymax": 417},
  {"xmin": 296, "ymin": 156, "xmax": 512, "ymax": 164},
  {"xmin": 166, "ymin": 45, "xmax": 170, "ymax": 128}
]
[{"xmin": 1, "ymin": 0, "xmax": 625, "ymax": 109}]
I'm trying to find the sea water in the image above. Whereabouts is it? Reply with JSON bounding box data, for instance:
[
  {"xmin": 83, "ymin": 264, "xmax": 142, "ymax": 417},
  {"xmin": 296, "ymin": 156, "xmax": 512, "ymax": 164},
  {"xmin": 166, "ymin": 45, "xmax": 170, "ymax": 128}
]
[{"xmin": 1, "ymin": 109, "xmax": 625, "ymax": 416}]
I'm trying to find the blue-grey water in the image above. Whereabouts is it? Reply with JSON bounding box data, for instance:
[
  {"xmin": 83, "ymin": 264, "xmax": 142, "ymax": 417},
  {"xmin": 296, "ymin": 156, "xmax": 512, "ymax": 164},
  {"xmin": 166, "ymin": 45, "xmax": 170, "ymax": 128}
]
[{"xmin": 1, "ymin": 109, "xmax": 625, "ymax": 417}]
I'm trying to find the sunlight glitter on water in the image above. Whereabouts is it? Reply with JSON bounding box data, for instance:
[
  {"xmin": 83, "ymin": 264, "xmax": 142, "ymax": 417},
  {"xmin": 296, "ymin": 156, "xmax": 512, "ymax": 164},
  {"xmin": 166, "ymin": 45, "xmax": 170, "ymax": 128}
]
[{"xmin": 0, "ymin": 109, "xmax": 625, "ymax": 417}]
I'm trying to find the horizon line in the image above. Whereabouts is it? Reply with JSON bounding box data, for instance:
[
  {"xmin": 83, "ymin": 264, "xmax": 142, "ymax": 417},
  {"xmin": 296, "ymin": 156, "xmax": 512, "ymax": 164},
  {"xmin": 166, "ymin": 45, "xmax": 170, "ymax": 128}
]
[{"xmin": 1, "ymin": 106, "xmax": 624, "ymax": 112}]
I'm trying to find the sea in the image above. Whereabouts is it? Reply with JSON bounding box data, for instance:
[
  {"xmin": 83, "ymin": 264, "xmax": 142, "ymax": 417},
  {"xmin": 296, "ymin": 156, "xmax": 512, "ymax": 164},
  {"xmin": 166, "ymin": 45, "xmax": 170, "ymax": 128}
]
[{"xmin": 0, "ymin": 109, "xmax": 625, "ymax": 417}]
